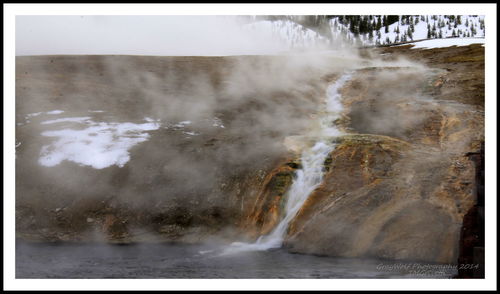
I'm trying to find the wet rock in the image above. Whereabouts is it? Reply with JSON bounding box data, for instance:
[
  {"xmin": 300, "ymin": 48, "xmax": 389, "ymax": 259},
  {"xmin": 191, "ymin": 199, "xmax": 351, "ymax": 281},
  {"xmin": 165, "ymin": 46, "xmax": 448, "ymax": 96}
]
[
  {"xmin": 283, "ymin": 57, "xmax": 483, "ymax": 263},
  {"xmin": 284, "ymin": 135, "xmax": 478, "ymax": 263},
  {"xmin": 241, "ymin": 161, "xmax": 297, "ymax": 238}
]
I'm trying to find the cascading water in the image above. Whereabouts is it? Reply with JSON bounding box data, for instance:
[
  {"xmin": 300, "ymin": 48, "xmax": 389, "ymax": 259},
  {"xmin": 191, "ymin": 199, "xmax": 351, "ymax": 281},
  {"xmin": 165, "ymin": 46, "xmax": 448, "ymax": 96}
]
[{"xmin": 221, "ymin": 72, "xmax": 353, "ymax": 255}]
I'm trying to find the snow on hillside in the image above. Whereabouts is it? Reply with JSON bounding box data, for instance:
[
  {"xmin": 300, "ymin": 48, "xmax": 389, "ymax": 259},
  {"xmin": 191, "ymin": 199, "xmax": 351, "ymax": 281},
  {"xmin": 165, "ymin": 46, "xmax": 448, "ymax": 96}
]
[
  {"xmin": 401, "ymin": 38, "xmax": 485, "ymax": 49},
  {"xmin": 240, "ymin": 15, "xmax": 485, "ymax": 50},
  {"xmin": 330, "ymin": 15, "xmax": 484, "ymax": 46},
  {"xmin": 242, "ymin": 20, "xmax": 329, "ymax": 50},
  {"xmin": 374, "ymin": 15, "xmax": 484, "ymax": 45}
]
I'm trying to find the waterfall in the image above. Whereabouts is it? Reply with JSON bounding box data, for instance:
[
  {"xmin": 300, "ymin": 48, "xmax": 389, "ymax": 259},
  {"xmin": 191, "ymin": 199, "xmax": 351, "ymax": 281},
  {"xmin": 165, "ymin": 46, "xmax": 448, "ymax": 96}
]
[{"xmin": 221, "ymin": 72, "xmax": 353, "ymax": 254}]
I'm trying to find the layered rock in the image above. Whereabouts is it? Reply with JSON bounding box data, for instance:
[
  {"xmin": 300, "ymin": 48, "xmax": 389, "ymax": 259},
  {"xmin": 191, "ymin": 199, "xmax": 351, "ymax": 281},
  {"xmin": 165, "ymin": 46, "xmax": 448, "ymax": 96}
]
[
  {"xmin": 284, "ymin": 134, "xmax": 478, "ymax": 263},
  {"xmin": 280, "ymin": 48, "xmax": 484, "ymax": 263}
]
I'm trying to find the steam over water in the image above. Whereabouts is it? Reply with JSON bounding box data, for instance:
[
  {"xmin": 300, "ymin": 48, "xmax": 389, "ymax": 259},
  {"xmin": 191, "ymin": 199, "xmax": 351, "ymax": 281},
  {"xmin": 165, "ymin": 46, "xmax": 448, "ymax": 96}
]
[
  {"xmin": 223, "ymin": 73, "xmax": 353, "ymax": 254},
  {"xmin": 16, "ymin": 241, "xmax": 456, "ymax": 278}
]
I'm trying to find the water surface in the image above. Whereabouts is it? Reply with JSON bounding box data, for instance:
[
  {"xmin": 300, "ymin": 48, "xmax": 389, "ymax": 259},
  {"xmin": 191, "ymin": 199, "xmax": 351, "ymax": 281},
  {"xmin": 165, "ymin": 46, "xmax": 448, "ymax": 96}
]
[{"xmin": 16, "ymin": 241, "xmax": 457, "ymax": 279}]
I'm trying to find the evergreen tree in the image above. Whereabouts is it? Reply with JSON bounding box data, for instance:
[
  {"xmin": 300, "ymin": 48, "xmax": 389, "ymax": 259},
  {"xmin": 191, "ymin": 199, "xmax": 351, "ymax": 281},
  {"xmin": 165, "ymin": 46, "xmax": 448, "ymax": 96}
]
[
  {"xmin": 358, "ymin": 16, "xmax": 367, "ymax": 34},
  {"xmin": 427, "ymin": 28, "xmax": 431, "ymax": 39},
  {"xmin": 349, "ymin": 20, "xmax": 357, "ymax": 35},
  {"xmin": 367, "ymin": 18, "xmax": 374, "ymax": 32},
  {"xmin": 387, "ymin": 15, "xmax": 399, "ymax": 25},
  {"xmin": 452, "ymin": 29, "xmax": 456, "ymax": 37},
  {"xmin": 457, "ymin": 15, "xmax": 462, "ymax": 25},
  {"xmin": 465, "ymin": 18, "xmax": 469, "ymax": 27},
  {"xmin": 408, "ymin": 27, "xmax": 413, "ymax": 40}
]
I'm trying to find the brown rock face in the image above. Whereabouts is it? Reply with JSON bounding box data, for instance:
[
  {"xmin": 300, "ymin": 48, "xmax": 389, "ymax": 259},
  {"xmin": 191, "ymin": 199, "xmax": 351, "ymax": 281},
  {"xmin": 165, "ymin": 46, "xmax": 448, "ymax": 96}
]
[
  {"xmin": 280, "ymin": 46, "xmax": 484, "ymax": 264},
  {"xmin": 284, "ymin": 135, "xmax": 475, "ymax": 263},
  {"xmin": 240, "ymin": 160, "xmax": 297, "ymax": 239}
]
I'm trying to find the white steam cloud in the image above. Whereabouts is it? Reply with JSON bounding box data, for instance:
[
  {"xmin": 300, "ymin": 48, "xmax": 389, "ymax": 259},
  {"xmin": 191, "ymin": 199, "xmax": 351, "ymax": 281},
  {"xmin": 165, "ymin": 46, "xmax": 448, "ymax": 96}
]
[{"xmin": 16, "ymin": 15, "xmax": 325, "ymax": 56}]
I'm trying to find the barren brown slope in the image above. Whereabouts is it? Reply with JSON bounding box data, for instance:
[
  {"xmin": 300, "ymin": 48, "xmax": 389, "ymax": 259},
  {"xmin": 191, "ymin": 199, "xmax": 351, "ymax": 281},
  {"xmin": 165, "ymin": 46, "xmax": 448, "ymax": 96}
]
[{"xmin": 15, "ymin": 55, "xmax": 337, "ymax": 243}]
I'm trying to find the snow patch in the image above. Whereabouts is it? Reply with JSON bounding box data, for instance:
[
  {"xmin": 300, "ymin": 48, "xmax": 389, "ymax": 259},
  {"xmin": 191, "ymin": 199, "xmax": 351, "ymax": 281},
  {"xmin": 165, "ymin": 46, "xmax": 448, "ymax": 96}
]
[
  {"xmin": 41, "ymin": 116, "xmax": 92, "ymax": 125},
  {"xmin": 26, "ymin": 112, "xmax": 42, "ymax": 118},
  {"xmin": 38, "ymin": 118, "xmax": 160, "ymax": 169},
  {"xmin": 243, "ymin": 20, "xmax": 328, "ymax": 51},
  {"xmin": 173, "ymin": 121, "xmax": 192, "ymax": 128},
  {"xmin": 212, "ymin": 117, "xmax": 225, "ymax": 128},
  {"xmin": 183, "ymin": 131, "xmax": 199, "ymax": 136},
  {"xmin": 403, "ymin": 38, "xmax": 485, "ymax": 49},
  {"xmin": 46, "ymin": 110, "xmax": 65, "ymax": 115}
]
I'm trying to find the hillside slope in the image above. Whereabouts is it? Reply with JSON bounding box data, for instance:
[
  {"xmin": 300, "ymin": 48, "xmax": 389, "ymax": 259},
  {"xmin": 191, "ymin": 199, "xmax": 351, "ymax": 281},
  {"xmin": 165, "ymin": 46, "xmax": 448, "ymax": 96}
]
[
  {"xmin": 15, "ymin": 43, "xmax": 484, "ymax": 265},
  {"xmin": 239, "ymin": 15, "xmax": 485, "ymax": 49}
]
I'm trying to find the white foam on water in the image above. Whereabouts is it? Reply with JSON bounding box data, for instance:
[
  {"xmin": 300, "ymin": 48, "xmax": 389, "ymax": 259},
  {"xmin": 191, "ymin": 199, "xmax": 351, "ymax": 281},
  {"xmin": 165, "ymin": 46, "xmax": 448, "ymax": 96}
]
[{"xmin": 221, "ymin": 72, "xmax": 353, "ymax": 255}]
